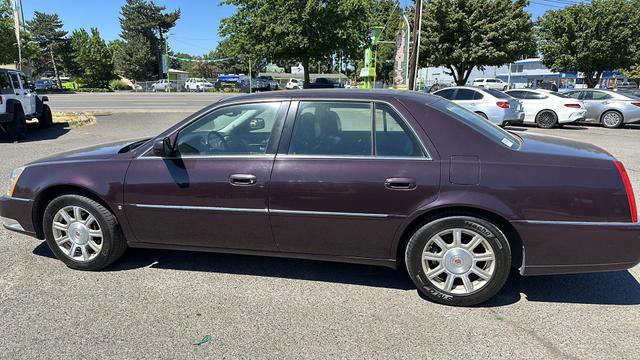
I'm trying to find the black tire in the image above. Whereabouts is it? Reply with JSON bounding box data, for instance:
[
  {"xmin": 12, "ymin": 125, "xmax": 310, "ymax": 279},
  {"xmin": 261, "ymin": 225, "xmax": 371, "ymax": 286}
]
[
  {"xmin": 535, "ymin": 110, "xmax": 558, "ymax": 129},
  {"xmin": 601, "ymin": 110, "xmax": 623, "ymax": 128},
  {"xmin": 405, "ymin": 216, "xmax": 511, "ymax": 306},
  {"xmin": 5, "ymin": 107, "xmax": 27, "ymax": 140},
  {"xmin": 43, "ymin": 194, "xmax": 127, "ymax": 271},
  {"xmin": 38, "ymin": 104, "xmax": 53, "ymax": 129}
]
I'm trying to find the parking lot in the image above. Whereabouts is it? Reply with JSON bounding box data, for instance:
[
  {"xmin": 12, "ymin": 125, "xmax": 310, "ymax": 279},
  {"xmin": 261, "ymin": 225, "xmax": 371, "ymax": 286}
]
[{"xmin": 0, "ymin": 93, "xmax": 639, "ymax": 359}]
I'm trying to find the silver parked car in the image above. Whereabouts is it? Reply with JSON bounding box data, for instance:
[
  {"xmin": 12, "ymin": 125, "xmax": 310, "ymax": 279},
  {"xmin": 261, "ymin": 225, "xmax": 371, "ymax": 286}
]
[
  {"xmin": 563, "ymin": 89, "xmax": 640, "ymax": 128},
  {"xmin": 433, "ymin": 86, "xmax": 525, "ymax": 126}
]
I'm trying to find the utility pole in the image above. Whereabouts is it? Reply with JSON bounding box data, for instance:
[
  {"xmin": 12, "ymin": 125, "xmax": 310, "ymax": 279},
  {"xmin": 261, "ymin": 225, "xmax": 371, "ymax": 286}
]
[{"xmin": 408, "ymin": 0, "xmax": 423, "ymax": 91}]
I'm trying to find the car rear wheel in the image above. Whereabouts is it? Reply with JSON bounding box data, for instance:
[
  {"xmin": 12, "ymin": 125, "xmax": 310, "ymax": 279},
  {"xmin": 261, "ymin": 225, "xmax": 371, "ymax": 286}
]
[
  {"xmin": 43, "ymin": 194, "xmax": 127, "ymax": 271},
  {"xmin": 405, "ymin": 216, "xmax": 511, "ymax": 306},
  {"xmin": 601, "ymin": 111, "xmax": 623, "ymax": 128},
  {"xmin": 5, "ymin": 107, "xmax": 27, "ymax": 140},
  {"xmin": 38, "ymin": 104, "xmax": 53, "ymax": 129},
  {"xmin": 535, "ymin": 110, "xmax": 557, "ymax": 128}
]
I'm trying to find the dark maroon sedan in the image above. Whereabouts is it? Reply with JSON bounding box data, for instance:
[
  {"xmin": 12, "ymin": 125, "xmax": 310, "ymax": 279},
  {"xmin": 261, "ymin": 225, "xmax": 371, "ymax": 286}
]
[{"xmin": 1, "ymin": 90, "xmax": 639, "ymax": 306}]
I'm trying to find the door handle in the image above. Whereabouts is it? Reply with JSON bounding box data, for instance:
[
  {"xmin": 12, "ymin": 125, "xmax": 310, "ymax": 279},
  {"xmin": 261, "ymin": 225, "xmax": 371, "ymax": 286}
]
[
  {"xmin": 229, "ymin": 174, "xmax": 257, "ymax": 186},
  {"xmin": 384, "ymin": 177, "xmax": 416, "ymax": 190}
]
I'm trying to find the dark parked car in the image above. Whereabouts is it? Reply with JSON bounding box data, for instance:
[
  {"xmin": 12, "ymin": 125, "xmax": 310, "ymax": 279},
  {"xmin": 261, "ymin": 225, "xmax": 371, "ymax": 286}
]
[
  {"xmin": 1, "ymin": 90, "xmax": 638, "ymax": 306},
  {"xmin": 307, "ymin": 77, "xmax": 344, "ymax": 89}
]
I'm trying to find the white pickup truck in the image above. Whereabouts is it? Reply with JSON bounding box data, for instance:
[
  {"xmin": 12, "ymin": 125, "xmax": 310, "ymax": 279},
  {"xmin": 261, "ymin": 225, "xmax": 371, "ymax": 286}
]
[{"xmin": 0, "ymin": 68, "xmax": 52, "ymax": 140}]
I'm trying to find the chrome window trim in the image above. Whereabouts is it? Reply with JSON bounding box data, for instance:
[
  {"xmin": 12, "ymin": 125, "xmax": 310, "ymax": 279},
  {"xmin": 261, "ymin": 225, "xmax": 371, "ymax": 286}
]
[
  {"xmin": 275, "ymin": 154, "xmax": 431, "ymax": 161},
  {"xmin": 286, "ymin": 99, "xmax": 432, "ymax": 160},
  {"xmin": 513, "ymin": 220, "xmax": 640, "ymax": 227},
  {"xmin": 3, "ymin": 196, "xmax": 32, "ymax": 202}
]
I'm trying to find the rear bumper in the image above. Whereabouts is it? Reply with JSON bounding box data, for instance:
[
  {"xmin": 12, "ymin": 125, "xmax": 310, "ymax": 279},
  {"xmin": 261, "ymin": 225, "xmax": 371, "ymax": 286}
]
[
  {"xmin": 512, "ymin": 220, "xmax": 640, "ymax": 276},
  {"xmin": 0, "ymin": 195, "xmax": 36, "ymax": 237}
]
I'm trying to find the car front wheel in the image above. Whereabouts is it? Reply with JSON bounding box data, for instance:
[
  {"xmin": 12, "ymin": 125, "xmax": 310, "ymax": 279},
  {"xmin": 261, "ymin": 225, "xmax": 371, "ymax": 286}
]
[
  {"xmin": 38, "ymin": 104, "xmax": 53, "ymax": 129},
  {"xmin": 43, "ymin": 194, "xmax": 127, "ymax": 271},
  {"xmin": 405, "ymin": 216, "xmax": 511, "ymax": 306}
]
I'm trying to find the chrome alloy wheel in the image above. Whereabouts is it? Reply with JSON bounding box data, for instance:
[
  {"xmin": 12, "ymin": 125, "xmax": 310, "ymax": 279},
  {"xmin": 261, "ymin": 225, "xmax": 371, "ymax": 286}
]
[
  {"xmin": 421, "ymin": 228, "xmax": 496, "ymax": 294},
  {"xmin": 52, "ymin": 206, "xmax": 103, "ymax": 262},
  {"xmin": 602, "ymin": 112, "xmax": 622, "ymax": 127}
]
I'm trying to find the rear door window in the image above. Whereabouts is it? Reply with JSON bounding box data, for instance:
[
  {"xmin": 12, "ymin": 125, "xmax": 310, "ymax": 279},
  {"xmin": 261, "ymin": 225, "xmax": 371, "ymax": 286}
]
[
  {"xmin": 454, "ymin": 89, "xmax": 476, "ymax": 100},
  {"xmin": 0, "ymin": 72, "xmax": 13, "ymax": 94},
  {"xmin": 506, "ymin": 90, "xmax": 528, "ymax": 99},
  {"xmin": 8, "ymin": 72, "xmax": 20, "ymax": 91},
  {"xmin": 591, "ymin": 91, "xmax": 612, "ymax": 100},
  {"xmin": 289, "ymin": 102, "xmax": 372, "ymax": 156},
  {"xmin": 435, "ymin": 88, "xmax": 455, "ymax": 100},
  {"xmin": 374, "ymin": 103, "xmax": 423, "ymax": 157}
]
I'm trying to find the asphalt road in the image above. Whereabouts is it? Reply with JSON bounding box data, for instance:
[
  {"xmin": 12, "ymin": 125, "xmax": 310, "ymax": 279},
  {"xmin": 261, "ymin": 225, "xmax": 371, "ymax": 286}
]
[
  {"xmin": 0, "ymin": 111, "xmax": 638, "ymax": 359},
  {"xmin": 44, "ymin": 92, "xmax": 235, "ymax": 113}
]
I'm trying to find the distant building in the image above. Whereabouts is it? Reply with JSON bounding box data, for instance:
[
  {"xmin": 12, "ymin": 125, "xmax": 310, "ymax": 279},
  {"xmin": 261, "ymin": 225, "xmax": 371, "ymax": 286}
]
[
  {"xmin": 418, "ymin": 64, "xmax": 510, "ymax": 88},
  {"xmin": 495, "ymin": 58, "xmax": 580, "ymax": 89}
]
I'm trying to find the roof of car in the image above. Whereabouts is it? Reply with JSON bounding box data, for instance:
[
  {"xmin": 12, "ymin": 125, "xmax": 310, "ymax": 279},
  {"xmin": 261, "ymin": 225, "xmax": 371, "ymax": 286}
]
[{"xmin": 217, "ymin": 89, "xmax": 442, "ymax": 105}]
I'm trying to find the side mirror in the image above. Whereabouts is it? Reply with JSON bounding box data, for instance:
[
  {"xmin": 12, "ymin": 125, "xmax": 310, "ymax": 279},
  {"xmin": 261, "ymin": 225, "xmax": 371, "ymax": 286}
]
[
  {"xmin": 28, "ymin": 83, "xmax": 36, "ymax": 92},
  {"xmin": 249, "ymin": 118, "xmax": 265, "ymax": 131},
  {"xmin": 153, "ymin": 137, "xmax": 174, "ymax": 157}
]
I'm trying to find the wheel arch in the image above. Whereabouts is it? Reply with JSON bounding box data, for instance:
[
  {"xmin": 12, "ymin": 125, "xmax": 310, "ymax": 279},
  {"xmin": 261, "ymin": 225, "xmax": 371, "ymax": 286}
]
[
  {"xmin": 535, "ymin": 108, "xmax": 558, "ymax": 121},
  {"xmin": 32, "ymin": 184, "xmax": 117, "ymax": 240},
  {"xmin": 394, "ymin": 206, "xmax": 523, "ymax": 272},
  {"xmin": 5, "ymin": 99, "xmax": 22, "ymax": 114}
]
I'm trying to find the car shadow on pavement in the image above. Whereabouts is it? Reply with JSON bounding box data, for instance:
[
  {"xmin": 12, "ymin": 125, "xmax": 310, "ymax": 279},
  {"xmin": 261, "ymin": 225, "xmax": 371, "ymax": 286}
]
[
  {"xmin": 32, "ymin": 243, "xmax": 415, "ymax": 290},
  {"xmin": 34, "ymin": 242, "xmax": 640, "ymax": 305},
  {"xmin": 0, "ymin": 122, "xmax": 70, "ymax": 143},
  {"xmin": 480, "ymin": 270, "xmax": 640, "ymax": 307}
]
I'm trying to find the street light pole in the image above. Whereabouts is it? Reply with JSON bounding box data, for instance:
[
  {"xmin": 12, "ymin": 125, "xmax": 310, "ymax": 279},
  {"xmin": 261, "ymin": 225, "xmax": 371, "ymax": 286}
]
[
  {"xmin": 408, "ymin": 0, "xmax": 423, "ymax": 91},
  {"xmin": 165, "ymin": 36, "xmax": 170, "ymax": 93}
]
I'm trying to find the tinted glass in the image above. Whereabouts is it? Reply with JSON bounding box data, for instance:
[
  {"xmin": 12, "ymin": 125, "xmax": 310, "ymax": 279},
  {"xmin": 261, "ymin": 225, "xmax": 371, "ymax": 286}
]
[
  {"xmin": 486, "ymin": 79, "xmax": 497, "ymax": 83},
  {"xmin": 374, "ymin": 103, "xmax": 423, "ymax": 157},
  {"xmin": 483, "ymin": 88, "xmax": 510, "ymax": 99},
  {"xmin": 454, "ymin": 89, "xmax": 476, "ymax": 100},
  {"xmin": 590, "ymin": 91, "xmax": 612, "ymax": 100},
  {"xmin": 432, "ymin": 99, "xmax": 519, "ymax": 149},
  {"xmin": 527, "ymin": 92, "xmax": 547, "ymax": 100},
  {"xmin": 176, "ymin": 102, "xmax": 281, "ymax": 156},
  {"xmin": 435, "ymin": 88, "xmax": 455, "ymax": 100},
  {"xmin": 9, "ymin": 73, "xmax": 20, "ymax": 90},
  {"xmin": 473, "ymin": 91, "xmax": 484, "ymax": 100},
  {"xmin": 549, "ymin": 91, "xmax": 569, "ymax": 98},
  {"xmin": 289, "ymin": 101, "xmax": 372, "ymax": 156},
  {"xmin": 564, "ymin": 91, "xmax": 581, "ymax": 99},
  {"xmin": 506, "ymin": 91, "xmax": 527, "ymax": 99},
  {"xmin": 0, "ymin": 73, "xmax": 13, "ymax": 94}
]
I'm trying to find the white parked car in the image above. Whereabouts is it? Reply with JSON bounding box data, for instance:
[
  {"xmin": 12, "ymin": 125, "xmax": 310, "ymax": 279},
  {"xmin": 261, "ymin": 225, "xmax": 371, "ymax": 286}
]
[
  {"xmin": 285, "ymin": 78, "xmax": 303, "ymax": 90},
  {"xmin": 505, "ymin": 89, "xmax": 587, "ymax": 128},
  {"xmin": 433, "ymin": 86, "xmax": 525, "ymax": 126},
  {"xmin": 185, "ymin": 78, "xmax": 214, "ymax": 91},
  {"xmin": 0, "ymin": 68, "xmax": 52, "ymax": 140},
  {"xmin": 151, "ymin": 79, "xmax": 176, "ymax": 92},
  {"xmin": 472, "ymin": 78, "xmax": 508, "ymax": 91}
]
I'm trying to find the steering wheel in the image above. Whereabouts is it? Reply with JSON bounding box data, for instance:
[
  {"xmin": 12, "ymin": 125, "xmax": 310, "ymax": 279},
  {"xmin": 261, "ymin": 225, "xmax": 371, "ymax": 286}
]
[{"xmin": 207, "ymin": 131, "xmax": 229, "ymax": 153}]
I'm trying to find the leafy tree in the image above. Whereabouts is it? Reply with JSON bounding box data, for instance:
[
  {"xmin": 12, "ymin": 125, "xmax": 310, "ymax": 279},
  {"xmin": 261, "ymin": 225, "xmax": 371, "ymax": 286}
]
[
  {"xmin": 110, "ymin": 34, "xmax": 155, "ymax": 81},
  {"xmin": 27, "ymin": 11, "xmax": 68, "ymax": 85},
  {"xmin": 419, "ymin": 0, "xmax": 535, "ymax": 85},
  {"xmin": 219, "ymin": 0, "xmax": 372, "ymax": 86},
  {"xmin": 537, "ymin": 0, "xmax": 635, "ymax": 88},
  {"xmin": 117, "ymin": 0, "xmax": 180, "ymax": 79},
  {"xmin": 70, "ymin": 28, "xmax": 115, "ymax": 88},
  {"xmin": 370, "ymin": 0, "xmax": 404, "ymax": 85},
  {"xmin": 621, "ymin": 0, "xmax": 640, "ymax": 86}
]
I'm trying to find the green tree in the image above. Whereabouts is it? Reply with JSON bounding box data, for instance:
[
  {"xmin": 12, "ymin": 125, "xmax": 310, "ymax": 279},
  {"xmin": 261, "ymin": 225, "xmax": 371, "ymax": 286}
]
[
  {"xmin": 419, "ymin": 0, "xmax": 535, "ymax": 85},
  {"xmin": 537, "ymin": 0, "xmax": 635, "ymax": 88},
  {"xmin": 370, "ymin": 0, "xmax": 404, "ymax": 85},
  {"xmin": 110, "ymin": 34, "xmax": 155, "ymax": 81},
  {"xmin": 70, "ymin": 28, "xmax": 115, "ymax": 88},
  {"xmin": 117, "ymin": 0, "xmax": 180, "ymax": 79},
  {"xmin": 219, "ymin": 0, "xmax": 372, "ymax": 86},
  {"xmin": 27, "ymin": 11, "xmax": 68, "ymax": 85},
  {"xmin": 621, "ymin": 0, "xmax": 640, "ymax": 86}
]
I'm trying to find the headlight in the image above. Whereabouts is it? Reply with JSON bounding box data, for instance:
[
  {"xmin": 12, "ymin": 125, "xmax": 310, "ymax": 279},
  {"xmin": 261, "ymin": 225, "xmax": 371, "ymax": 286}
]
[{"xmin": 6, "ymin": 166, "xmax": 25, "ymax": 197}]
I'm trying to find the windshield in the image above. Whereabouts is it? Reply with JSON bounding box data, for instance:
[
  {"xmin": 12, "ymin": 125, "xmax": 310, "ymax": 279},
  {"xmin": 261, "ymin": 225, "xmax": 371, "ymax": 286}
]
[{"xmin": 431, "ymin": 99, "xmax": 520, "ymax": 149}]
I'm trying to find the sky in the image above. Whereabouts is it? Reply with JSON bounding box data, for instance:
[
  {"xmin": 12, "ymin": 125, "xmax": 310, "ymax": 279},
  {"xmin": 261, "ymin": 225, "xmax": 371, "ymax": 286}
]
[{"xmin": 20, "ymin": 0, "xmax": 567, "ymax": 56}]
